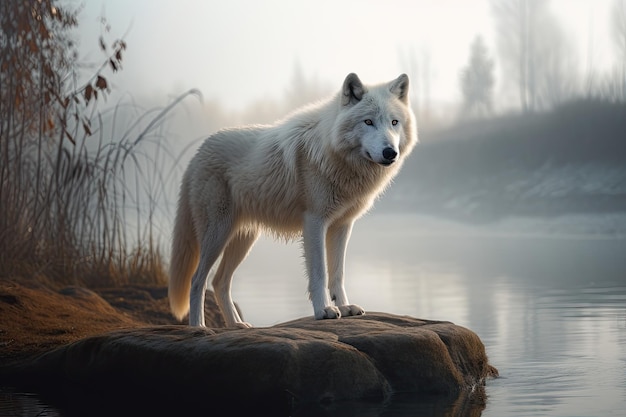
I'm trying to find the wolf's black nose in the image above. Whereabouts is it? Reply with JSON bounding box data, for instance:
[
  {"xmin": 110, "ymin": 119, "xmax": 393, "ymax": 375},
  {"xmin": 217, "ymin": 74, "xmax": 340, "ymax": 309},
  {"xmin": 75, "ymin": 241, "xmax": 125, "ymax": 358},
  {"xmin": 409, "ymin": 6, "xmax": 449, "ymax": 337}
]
[{"xmin": 382, "ymin": 147, "xmax": 397, "ymax": 161}]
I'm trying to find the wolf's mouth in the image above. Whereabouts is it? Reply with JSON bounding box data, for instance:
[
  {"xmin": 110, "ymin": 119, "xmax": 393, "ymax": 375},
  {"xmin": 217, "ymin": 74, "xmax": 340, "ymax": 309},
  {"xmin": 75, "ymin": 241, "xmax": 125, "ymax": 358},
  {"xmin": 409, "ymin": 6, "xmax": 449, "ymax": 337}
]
[{"xmin": 365, "ymin": 151, "xmax": 394, "ymax": 166}]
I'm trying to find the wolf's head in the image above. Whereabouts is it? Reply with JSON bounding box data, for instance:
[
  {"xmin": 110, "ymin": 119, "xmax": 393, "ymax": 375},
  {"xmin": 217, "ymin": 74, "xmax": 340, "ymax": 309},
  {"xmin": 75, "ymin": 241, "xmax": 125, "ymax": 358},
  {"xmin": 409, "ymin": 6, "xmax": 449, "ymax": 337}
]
[{"xmin": 335, "ymin": 73, "xmax": 417, "ymax": 168}]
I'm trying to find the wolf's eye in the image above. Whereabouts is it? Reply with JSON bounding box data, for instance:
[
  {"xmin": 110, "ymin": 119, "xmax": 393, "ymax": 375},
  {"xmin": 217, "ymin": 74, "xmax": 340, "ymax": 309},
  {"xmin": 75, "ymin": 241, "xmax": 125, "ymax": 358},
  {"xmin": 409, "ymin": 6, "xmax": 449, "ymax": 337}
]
[
  {"xmin": 392, "ymin": 120, "xmax": 398, "ymax": 126},
  {"xmin": 364, "ymin": 119, "xmax": 373, "ymax": 126}
]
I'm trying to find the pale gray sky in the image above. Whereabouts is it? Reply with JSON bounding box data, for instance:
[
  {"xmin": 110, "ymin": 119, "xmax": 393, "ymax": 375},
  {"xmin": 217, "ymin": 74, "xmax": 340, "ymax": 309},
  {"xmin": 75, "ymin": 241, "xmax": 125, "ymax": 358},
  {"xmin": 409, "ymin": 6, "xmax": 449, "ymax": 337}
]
[{"xmin": 77, "ymin": 0, "xmax": 616, "ymax": 112}]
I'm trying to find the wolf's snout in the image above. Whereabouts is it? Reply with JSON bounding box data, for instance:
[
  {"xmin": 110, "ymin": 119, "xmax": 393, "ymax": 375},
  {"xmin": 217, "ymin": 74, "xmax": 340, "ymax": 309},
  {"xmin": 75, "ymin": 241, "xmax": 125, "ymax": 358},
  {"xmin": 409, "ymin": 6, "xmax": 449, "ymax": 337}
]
[{"xmin": 382, "ymin": 147, "xmax": 398, "ymax": 164}]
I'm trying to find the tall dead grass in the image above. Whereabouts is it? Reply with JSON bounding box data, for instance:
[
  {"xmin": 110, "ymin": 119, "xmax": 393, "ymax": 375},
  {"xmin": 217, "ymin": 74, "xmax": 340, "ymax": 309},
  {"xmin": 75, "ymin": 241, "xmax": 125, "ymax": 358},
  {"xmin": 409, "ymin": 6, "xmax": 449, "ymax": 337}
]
[
  {"xmin": 0, "ymin": 2, "xmax": 200, "ymax": 288},
  {"xmin": 0, "ymin": 90, "xmax": 199, "ymax": 286},
  {"xmin": 0, "ymin": 88, "xmax": 202, "ymax": 288}
]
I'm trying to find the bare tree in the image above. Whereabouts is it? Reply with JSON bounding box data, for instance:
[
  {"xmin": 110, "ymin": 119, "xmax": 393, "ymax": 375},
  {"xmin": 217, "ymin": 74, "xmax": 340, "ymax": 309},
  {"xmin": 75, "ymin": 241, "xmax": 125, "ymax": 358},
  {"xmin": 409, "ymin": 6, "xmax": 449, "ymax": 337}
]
[
  {"xmin": 283, "ymin": 60, "xmax": 330, "ymax": 112},
  {"xmin": 491, "ymin": 0, "xmax": 577, "ymax": 111},
  {"xmin": 611, "ymin": 0, "xmax": 626, "ymax": 100},
  {"xmin": 491, "ymin": 0, "xmax": 535, "ymax": 111},
  {"xmin": 459, "ymin": 36, "xmax": 495, "ymax": 118},
  {"xmin": 398, "ymin": 45, "xmax": 433, "ymax": 124},
  {"xmin": 534, "ymin": 11, "xmax": 578, "ymax": 108}
]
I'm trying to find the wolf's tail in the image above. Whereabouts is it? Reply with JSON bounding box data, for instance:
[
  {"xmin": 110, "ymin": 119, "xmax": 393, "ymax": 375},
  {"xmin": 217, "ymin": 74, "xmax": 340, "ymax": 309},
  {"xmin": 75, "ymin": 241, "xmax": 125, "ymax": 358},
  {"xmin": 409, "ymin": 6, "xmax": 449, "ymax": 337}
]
[{"xmin": 168, "ymin": 180, "xmax": 199, "ymax": 321}]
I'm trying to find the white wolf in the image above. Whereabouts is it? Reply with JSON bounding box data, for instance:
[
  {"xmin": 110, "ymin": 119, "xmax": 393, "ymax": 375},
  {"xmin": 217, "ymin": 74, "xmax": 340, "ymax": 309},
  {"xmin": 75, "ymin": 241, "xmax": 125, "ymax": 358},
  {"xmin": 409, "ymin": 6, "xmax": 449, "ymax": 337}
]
[{"xmin": 169, "ymin": 73, "xmax": 418, "ymax": 327}]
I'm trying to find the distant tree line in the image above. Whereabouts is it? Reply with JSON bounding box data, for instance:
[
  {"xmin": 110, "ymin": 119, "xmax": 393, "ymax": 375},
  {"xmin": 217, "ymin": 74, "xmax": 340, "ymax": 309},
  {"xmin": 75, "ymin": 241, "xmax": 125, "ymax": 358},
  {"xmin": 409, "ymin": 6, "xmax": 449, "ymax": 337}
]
[{"xmin": 458, "ymin": 0, "xmax": 626, "ymax": 119}]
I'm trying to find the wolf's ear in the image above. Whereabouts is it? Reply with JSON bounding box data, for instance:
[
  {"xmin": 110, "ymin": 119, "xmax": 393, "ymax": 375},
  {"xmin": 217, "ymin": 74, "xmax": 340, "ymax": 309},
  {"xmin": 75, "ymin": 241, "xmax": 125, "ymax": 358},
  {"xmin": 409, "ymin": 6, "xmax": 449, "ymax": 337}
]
[
  {"xmin": 342, "ymin": 73, "xmax": 365, "ymax": 106},
  {"xmin": 390, "ymin": 74, "xmax": 410, "ymax": 104}
]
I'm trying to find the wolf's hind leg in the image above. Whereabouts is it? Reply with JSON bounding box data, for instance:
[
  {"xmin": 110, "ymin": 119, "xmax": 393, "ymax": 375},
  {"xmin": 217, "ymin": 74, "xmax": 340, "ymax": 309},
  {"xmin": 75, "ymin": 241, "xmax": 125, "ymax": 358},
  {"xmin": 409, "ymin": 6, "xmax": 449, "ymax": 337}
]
[
  {"xmin": 213, "ymin": 229, "xmax": 259, "ymax": 328},
  {"xmin": 327, "ymin": 221, "xmax": 364, "ymax": 317},
  {"xmin": 189, "ymin": 218, "xmax": 233, "ymax": 327}
]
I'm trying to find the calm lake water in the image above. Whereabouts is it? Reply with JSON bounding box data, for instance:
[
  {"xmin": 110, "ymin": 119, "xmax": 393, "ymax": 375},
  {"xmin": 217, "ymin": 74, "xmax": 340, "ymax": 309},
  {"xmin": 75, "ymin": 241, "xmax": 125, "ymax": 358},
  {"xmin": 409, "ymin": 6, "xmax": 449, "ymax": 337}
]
[{"xmin": 2, "ymin": 212, "xmax": 625, "ymax": 416}]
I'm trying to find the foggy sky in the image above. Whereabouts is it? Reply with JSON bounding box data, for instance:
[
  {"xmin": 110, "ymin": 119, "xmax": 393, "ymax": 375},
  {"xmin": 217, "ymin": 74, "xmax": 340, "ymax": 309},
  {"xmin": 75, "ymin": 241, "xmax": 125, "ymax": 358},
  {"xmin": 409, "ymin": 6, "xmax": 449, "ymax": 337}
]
[{"xmin": 76, "ymin": 0, "xmax": 616, "ymax": 113}]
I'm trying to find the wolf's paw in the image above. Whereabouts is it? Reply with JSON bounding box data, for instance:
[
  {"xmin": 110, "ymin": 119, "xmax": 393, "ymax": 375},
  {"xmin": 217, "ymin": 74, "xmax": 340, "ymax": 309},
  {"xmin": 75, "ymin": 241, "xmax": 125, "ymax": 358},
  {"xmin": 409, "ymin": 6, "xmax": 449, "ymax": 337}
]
[
  {"xmin": 232, "ymin": 321, "xmax": 253, "ymax": 329},
  {"xmin": 338, "ymin": 304, "xmax": 365, "ymax": 317},
  {"xmin": 315, "ymin": 306, "xmax": 342, "ymax": 320}
]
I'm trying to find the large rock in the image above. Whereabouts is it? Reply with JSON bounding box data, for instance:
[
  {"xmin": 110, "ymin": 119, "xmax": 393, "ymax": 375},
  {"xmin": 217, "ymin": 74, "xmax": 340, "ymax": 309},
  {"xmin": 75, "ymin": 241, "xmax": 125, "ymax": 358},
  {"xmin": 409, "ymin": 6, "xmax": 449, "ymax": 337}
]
[{"xmin": 4, "ymin": 312, "xmax": 497, "ymax": 415}]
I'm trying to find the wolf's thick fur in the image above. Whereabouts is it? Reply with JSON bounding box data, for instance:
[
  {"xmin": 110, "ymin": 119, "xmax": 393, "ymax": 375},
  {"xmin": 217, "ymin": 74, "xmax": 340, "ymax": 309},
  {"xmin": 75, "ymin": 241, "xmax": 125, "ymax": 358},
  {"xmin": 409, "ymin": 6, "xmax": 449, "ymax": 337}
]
[{"xmin": 169, "ymin": 73, "xmax": 417, "ymax": 327}]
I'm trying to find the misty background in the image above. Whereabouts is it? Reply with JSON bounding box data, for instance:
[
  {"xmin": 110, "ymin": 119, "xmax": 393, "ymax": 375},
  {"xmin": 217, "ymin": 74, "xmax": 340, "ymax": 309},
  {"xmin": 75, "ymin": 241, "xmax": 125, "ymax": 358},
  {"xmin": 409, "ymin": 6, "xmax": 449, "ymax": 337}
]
[
  {"xmin": 79, "ymin": 0, "xmax": 622, "ymax": 117},
  {"xmin": 2, "ymin": 0, "xmax": 625, "ymax": 288},
  {"xmin": 77, "ymin": 0, "xmax": 626, "ymax": 237}
]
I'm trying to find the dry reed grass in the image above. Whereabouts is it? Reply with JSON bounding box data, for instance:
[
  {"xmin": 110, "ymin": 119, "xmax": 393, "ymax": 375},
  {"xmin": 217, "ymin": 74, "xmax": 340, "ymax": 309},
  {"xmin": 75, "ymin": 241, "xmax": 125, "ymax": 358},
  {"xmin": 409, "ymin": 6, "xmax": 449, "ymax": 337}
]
[{"xmin": 0, "ymin": 2, "xmax": 200, "ymax": 288}]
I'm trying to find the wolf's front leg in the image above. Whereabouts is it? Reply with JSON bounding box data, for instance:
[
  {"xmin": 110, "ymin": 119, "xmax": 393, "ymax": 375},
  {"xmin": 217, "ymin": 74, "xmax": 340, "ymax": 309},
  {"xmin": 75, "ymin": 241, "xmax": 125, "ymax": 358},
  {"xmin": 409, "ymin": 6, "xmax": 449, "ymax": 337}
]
[
  {"xmin": 327, "ymin": 221, "xmax": 365, "ymax": 317},
  {"xmin": 303, "ymin": 212, "xmax": 341, "ymax": 319}
]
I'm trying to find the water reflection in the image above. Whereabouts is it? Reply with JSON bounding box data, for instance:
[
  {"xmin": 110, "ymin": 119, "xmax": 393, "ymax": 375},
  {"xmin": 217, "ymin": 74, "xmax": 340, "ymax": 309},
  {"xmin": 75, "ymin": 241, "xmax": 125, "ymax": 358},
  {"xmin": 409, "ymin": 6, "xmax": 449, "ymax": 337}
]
[
  {"xmin": 0, "ymin": 389, "xmax": 61, "ymax": 417},
  {"xmin": 235, "ymin": 213, "xmax": 626, "ymax": 326},
  {"xmin": 0, "ymin": 389, "xmax": 487, "ymax": 417},
  {"xmin": 233, "ymin": 213, "xmax": 626, "ymax": 416}
]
